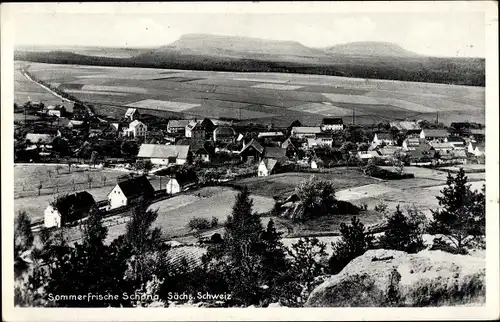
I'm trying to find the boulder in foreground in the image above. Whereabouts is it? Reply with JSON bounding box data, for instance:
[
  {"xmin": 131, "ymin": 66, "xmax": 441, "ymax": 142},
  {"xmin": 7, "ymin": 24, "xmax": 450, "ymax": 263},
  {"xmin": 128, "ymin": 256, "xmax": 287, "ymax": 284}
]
[{"xmin": 306, "ymin": 249, "xmax": 485, "ymax": 307}]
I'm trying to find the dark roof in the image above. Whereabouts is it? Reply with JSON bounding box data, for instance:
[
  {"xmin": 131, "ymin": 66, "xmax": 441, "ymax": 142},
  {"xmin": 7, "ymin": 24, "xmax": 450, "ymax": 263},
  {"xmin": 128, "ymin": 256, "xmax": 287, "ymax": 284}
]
[
  {"xmin": 316, "ymin": 133, "xmax": 333, "ymax": 139},
  {"xmin": 52, "ymin": 191, "xmax": 96, "ymax": 223},
  {"xmin": 214, "ymin": 126, "xmax": 236, "ymax": 136},
  {"xmin": 322, "ymin": 118, "xmax": 343, "ymax": 125},
  {"xmin": 405, "ymin": 129, "xmax": 422, "ymax": 135},
  {"xmin": 263, "ymin": 147, "xmax": 287, "ymax": 160},
  {"xmin": 241, "ymin": 139, "xmax": 264, "ymax": 154},
  {"xmin": 117, "ymin": 175, "xmax": 155, "ymax": 199},
  {"xmin": 374, "ymin": 133, "xmax": 393, "ymax": 140}
]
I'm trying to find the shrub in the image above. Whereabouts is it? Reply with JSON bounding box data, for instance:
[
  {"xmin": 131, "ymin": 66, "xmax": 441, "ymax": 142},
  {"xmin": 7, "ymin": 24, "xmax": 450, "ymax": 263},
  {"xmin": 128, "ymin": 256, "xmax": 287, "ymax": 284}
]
[
  {"xmin": 187, "ymin": 217, "xmax": 212, "ymax": 231},
  {"xmin": 329, "ymin": 217, "xmax": 374, "ymax": 274},
  {"xmin": 379, "ymin": 205, "xmax": 425, "ymax": 254}
]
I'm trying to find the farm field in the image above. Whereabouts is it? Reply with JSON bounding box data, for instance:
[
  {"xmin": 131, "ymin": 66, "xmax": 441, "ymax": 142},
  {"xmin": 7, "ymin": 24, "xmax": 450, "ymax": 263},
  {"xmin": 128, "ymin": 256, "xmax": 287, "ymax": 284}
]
[
  {"xmin": 14, "ymin": 65, "xmax": 72, "ymax": 109},
  {"xmin": 16, "ymin": 61, "xmax": 485, "ymax": 126}
]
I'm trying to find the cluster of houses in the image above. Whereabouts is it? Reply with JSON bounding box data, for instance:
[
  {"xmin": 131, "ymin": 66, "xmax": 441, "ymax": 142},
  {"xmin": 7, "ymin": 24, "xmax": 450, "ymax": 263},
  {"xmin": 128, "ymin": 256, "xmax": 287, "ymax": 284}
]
[
  {"xmin": 362, "ymin": 126, "xmax": 485, "ymax": 165},
  {"xmin": 44, "ymin": 172, "xmax": 199, "ymax": 228}
]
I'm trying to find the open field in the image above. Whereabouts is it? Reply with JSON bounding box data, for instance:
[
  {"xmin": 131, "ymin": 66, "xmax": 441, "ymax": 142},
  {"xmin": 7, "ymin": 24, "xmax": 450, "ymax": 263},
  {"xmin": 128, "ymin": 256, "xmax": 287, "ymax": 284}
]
[
  {"xmin": 14, "ymin": 65, "xmax": 72, "ymax": 108},
  {"xmin": 17, "ymin": 61, "xmax": 485, "ymax": 126},
  {"xmin": 235, "ymin": 169, "xmax": 380, "ymax": 198}
]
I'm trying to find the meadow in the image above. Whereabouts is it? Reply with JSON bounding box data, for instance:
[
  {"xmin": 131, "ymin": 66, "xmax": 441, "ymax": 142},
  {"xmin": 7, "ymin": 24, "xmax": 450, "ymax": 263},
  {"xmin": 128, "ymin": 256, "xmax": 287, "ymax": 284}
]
[{"xmin": 17, "ymin": 61, "xmax": 485, "ymax": 126}]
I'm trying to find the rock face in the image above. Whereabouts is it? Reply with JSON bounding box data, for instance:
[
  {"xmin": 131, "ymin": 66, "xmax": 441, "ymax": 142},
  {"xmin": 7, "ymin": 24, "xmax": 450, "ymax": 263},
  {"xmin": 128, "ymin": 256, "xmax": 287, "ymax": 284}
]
[{"xmin": 306, "ymin": 249, "xmax": 485, "ymax": 307}]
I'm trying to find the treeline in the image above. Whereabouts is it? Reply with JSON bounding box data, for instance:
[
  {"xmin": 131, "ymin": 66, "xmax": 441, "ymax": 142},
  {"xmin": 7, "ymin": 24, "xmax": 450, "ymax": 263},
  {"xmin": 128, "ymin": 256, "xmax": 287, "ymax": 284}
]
[{"xmin": 15, "ymin": 50, "xmax": 485, "ymax": 87}]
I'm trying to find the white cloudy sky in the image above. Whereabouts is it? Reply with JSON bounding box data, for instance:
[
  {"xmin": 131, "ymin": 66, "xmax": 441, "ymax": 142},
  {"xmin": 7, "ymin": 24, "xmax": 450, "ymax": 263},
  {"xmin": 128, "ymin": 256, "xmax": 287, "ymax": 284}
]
[{"xmin": 13, "ymin": 12, "xmax": 486, "ymax": 58}]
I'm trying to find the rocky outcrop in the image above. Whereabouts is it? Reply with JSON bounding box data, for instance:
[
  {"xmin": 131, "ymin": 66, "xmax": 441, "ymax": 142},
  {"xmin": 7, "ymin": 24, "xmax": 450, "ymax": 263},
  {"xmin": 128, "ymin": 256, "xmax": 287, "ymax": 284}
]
[{"xmin": 306, "ymin": 249, "xmax": 485, "ymax": 307}]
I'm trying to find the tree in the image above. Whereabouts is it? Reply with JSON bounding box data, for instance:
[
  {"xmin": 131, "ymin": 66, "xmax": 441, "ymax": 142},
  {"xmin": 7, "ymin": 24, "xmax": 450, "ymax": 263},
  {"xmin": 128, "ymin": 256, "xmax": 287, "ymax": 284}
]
[
  {"xmin": 429, "ymin": 169, "xmax": 485, "ymax": 251},
  {"xmin": 66, "ymin": 158, "xmax": 73, "ymax": 173},
  {"xmin": 86, "ymin": 174, "xmax": 94, "ymax": 189},
  {"xmin": 393, "ymin": 150, "xmax": 406, "ymax": 175},
  {"xmin": 14, "ymin": 211, "xmax": 34, "ymax": 279},
  {"xmin": 204, "ymin": 187, "xmax": 266, "ymax": 306},
  {"xmin": 340, "ymin": 141, "xmax": 357, "ymax": 161},
  {"xmin": 294, "ymin": 176, "xmax": 336, "ymax": 221},
  {"xmin": 329, "ymin": 216, "xmax": 374, "ymax": 274},
  {"xmin": 44, "ymin": 209, "xmax": 133, "ymax": 307},
  {"xmin": 55, "ymin": 165, "xmax": 62, "ymax": 175},
  {"xmin": 125, "ymin": 201, "xmax": 163, "ymax": 287},
  {"xmin": 379, "ymin": 205, "xmax": 425, "ymax": 253},
  {"xmin": 285, "ymin": 237, "xmax": 327, "ymax": 306},
  {"xmin": 90, "ymin": 150, "xmax": 99, "ymax": 168},
  {"xmin": 142, "ymin": 160, "xmax": 153, "ymax": 175},
  {"xmin": 37, "ymin": 180, "xmax": 43, "ymax": 196},
  {"xmin": 101, "ymin": 174, "xmax": 107, "ymax": 186}
]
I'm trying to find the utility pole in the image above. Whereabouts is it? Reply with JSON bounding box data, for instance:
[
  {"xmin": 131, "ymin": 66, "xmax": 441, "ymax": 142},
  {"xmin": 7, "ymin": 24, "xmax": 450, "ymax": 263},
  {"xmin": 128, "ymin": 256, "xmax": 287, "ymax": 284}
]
[
  {"xmin": 352, "ymin": 109, "xmax": 355, "ymax": 125},
  {"xmin": 436, "ymin": 112, "xmax": 439, "ymax": 124}
]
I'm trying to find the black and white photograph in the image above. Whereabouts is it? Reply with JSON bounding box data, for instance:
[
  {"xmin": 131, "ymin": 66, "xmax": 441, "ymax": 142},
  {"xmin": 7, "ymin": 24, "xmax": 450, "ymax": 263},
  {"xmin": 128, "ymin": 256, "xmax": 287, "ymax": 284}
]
[{"xmin": 1, "ymin": 1, "xmax": 498, "ymax": 320}]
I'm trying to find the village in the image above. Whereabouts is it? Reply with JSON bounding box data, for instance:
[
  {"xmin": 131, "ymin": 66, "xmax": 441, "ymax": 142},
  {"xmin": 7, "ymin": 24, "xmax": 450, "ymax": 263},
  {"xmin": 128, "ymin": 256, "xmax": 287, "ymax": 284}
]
[{"xmin": 14, "ymin": 99, "xmax": 485, "ymax": 232}]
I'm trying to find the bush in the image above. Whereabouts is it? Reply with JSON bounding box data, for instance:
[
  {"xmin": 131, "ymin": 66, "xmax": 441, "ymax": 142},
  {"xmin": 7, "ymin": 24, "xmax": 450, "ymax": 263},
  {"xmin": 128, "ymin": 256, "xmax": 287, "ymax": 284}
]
[
  {"xmin": 187, "ymin": 217, "xmax": 212, "ymax": 231},
  {"xmin": 379, "ymin": 205, "xmax": 425, "ymax": 254}
]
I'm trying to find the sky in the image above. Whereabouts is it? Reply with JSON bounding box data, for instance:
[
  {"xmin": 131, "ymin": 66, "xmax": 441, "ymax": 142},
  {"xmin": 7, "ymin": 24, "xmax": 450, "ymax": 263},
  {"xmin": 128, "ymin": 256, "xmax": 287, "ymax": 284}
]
[{"xmin": 13, "ymin": 12, "xmax": 486, "ymax": 58}]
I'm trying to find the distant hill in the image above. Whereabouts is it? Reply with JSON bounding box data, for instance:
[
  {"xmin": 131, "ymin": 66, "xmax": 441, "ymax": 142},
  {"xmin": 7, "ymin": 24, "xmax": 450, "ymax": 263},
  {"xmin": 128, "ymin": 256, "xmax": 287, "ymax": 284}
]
[
  {"xmin": 138, "ymin": 34, "xmax": 331, "ymax": 63},
  {"xmin": 322, "ymin": 41, "xmax": 421, "ymax": 58},
  {"xmin": 14, "ymin": 34, "xmax": 485, "ymax": 86},
  {"xmin": 15, "ymin": 45, "xmax": 150, "ymax": 59}
]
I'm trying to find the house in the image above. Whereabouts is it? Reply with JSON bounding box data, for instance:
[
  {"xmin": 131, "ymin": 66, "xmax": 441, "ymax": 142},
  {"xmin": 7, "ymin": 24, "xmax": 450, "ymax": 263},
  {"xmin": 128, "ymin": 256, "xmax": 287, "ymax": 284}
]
[
  {"xmin": 45, "ymin": 105, "xmax": 66, "ymax": 118},
  {"xmin": 124, "ymin": 108, "xmax": 138, "ymax": 121},
  {"xmin": 200, "ymin": 118, "xmax": 216, "ymax": 139},
  {"xmin": 447, "ymin": 137, "xmax": 466, "ymax": 150},
  {"xmin": 122, "ymin": 120, "xmax": 147, "ymax": 138},
  {"xmin": 25, "ymin": 133, "xmax": 54, "ymax": 151},
  {"xmin": 263, "ymin": 147, "xmax": 287, "ymax": 162},
  {"xmin": 167, "ymin": 120, "xmax": 191, "ymax": 134},
  {"xmin": 405, "ymin": 129, "xmax": 423, "ymax": 138},
  {"xmin": 372, "ymin": 133, "xmax": 396, "ymax": 146},
  {"xmin": 239, "ymin": 139, "xmax": 264, "ymax": 162},
  {"xmin": 166, "ymin": 172, "xmax": 198, "ymax": 194},
  {"xmin": 258, "ymin": 158, "xmax": 279, "ymax": 177},
  {"xmin": 257, "ymin": 131, "xmax": 285, "ymax": 139},
  {"xmin": 402, "ymin": 138, "xmax": 426, "ymax": 151},
  {"xmin": 389, "ymin": 121, "xmax": 420, "ymax": 131},
  {"xmin": 137, "ymin": 144, "xmax": 190, "ymax": 165},
  {"xmin": 44, "ymin": 191, "xmax": 96, "ymax": 228},
  {"xmin": 357, "ymin": 150, "xmax": 381, "ymax": 160},
  {"xmin": 407, "ymin": 150, "xmax": 435, "ymax": 165},
  {"xmin": 378, "ymin": 146, "xmax": 400, "ymax": 159},
  {"xmin": 185, "ymin": 121, "xmax": 206, "ymax": 140},
  {"xmin": 321, "ymin": 118, "xmax": 344, "ymax": 131},
  {"xmin": 420, "ymin": 129, "xmax": 449, "ymax": 142},
  {"xmin": 467, "ymin": 142, "xmax": 485, "ymax": 157},
  {"xmin": 281, "ymin": 138, "xmax": 299, "ymax": 158},
  {"xmin": 307, "ymin": 133, "xmax": 334, "ymax": 147},
  {"xmin": 290, "ymin": 127, "xmax": 322, "ymax": 139},
  {"xmin": 430, "ymin": 142, "xmax": 454, "ymax": 155},
  {"xmin": 213, "ymin": 127, "xmax": 237, "ymax": 144},
  {"xmin": 107, "ymin": 175, "xmax": 155, "ymax": 210}
]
